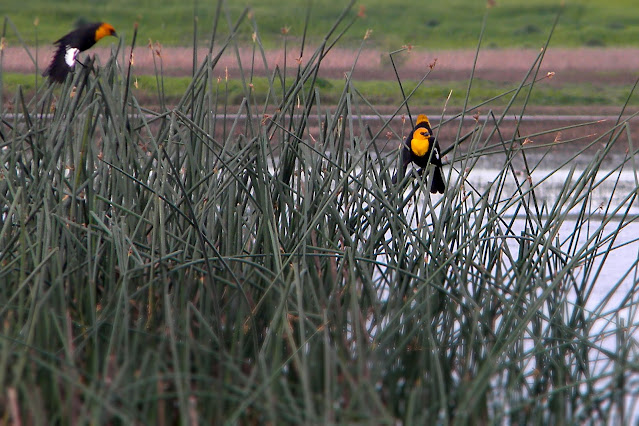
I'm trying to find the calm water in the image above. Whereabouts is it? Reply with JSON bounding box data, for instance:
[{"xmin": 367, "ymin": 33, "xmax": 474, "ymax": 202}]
[
  {"xmin": 385, "ymin": 165, "xmax": 639, "ymax": 419},
  {"xmin": 440, "ymin": 166, "xmax": 639, "ymax": 323}
]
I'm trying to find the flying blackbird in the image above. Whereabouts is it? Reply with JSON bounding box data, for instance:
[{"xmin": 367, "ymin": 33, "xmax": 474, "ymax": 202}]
[{"xmin": 43, "ymin": 22, "xmax": 117, "ymax": 83}]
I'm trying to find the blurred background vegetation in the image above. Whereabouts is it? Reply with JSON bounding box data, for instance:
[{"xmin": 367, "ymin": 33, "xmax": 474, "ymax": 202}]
[
  {"xmin": 3, "ymin": 0, "xmax": 639, "ymax": 48},
  {"xmin": 3, "ymin": 0, "xmax": 639, "ymax": 109}
]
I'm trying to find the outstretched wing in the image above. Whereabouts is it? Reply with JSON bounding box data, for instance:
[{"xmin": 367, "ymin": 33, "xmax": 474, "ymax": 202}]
[{"xmin": 43, "ymin": 44, "xmax": 79, "ymax": 83}]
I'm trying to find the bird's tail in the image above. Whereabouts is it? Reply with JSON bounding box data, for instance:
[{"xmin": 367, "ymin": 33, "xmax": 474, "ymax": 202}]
[{"xmin": 430, "ymin": 166, "xmax": 445, "ymax": 194}]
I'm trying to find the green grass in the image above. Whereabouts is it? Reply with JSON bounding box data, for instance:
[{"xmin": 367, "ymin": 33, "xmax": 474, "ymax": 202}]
[
  {"xmin": 3, "ymin": 0, "xmax": 639, "ymax": 49},
  {"xmin": 1, "ymin": 3, "xmax": 639, "ymax": 424},
  {"xmin": 4, "ymin": 72, "xmax": 638, "ymax": 108}
]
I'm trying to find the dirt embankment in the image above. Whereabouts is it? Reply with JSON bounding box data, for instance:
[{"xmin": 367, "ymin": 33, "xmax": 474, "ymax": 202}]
[
  {"xmin": 4, "ymin": 45, "xmax": 639, "ymax": 148},
  {"xmin": 5, "ymin": 45, "xmax": 639, "ymax": 83}
]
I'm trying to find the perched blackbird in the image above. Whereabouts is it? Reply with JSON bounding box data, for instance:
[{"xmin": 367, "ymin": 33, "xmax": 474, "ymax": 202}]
[
  {"xmin": 43, "ymin": 22, "xmax": 117, "ymax": 83},
  {"xmin": 396, "ymin": 114, "xmax": 445, "ymax": 194}
]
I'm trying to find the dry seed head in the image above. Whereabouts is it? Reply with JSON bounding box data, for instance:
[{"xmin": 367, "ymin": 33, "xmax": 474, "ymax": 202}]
[
  {"xmin": 280, "ymin": 27, "xmax": 289, "ymax": 35},
  {"xmin": 547, "ymin": 71, "xmax": 555, "ymax": 79},
  {"xmin": 554, "ymin": 132, "xmax": 562, "ymax": 143},
  {"xmin": 358, "ymin": 5, "xmax": 366, "ymax": 18},
  {"xmin": 33, "ymin": 17, "xmax": 39, "ymax": 26},
  {"xmin": 429, "ymin": 58, "xmax": 438, "ymax": 69},
  {"xmin": 364, "ymin": 29, "xmax": 372, "ymax": 40}
]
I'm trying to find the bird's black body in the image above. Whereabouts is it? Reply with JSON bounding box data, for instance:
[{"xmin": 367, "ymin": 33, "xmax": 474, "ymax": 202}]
[
  {"xmin": 43, "ymin": 22, "xmax": 117, "ymax": 83},
  {"xmin": 397, "ymin": 115, "xmax": 446, "ymax": 194}
]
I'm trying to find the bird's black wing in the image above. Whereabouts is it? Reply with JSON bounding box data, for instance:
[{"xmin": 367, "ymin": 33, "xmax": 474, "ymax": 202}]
[
  {"xmin": 392, "ymin": 133, "xmax": 415, "ymax": 184},
  {"xmin": 43, "ymin": 23, "xmax": 101, "ymax": 83},
  {"xmin": 42, "ymin": 43, "xmax": 73, "ymax": 83},
  {"xmin": 429, "ymin": 140, "xmax": 445, "ymax": 194}
]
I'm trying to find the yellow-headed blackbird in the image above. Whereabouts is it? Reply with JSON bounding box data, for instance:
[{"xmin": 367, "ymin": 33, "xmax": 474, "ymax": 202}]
[
  {"xmin": 396, "ymin": 114, "xmax": 445, "ymax": 194},
  {"xmin": 43, "ymin": 22, "xmax": 117, "ymax": 83}
]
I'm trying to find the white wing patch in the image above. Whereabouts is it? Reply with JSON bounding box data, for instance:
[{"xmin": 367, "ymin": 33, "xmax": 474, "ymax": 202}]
[{"xmin": 64, "ymin": 47, "xmax": 80, "ymax": 67}]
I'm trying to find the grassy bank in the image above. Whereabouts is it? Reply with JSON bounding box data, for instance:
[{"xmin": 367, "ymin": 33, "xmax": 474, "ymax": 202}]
[
  {"xmin": 3, "ymin": 0, "xmax": 639, "ymax": 49},
  {"xmin": 4, "ymin": 71, "xmax": 638, "ymax": 108},
  {"xmin": 1, "ymin": 2, "xmax": 639, "ymax": 424}
]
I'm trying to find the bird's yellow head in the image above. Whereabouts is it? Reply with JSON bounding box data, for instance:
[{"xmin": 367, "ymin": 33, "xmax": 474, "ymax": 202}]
[
  {"xmin": 94, "ymin": 23, "xmax": 117, "ymax": 42},
  {"xmin": 411, "ymin": 128, "xmax": 431, "ymax": 157},
  {"xmin": 416, "ymin": 114, "xmax": 431, "ymax": 127}
]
